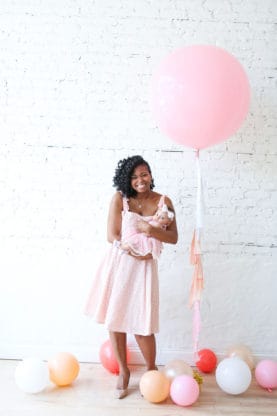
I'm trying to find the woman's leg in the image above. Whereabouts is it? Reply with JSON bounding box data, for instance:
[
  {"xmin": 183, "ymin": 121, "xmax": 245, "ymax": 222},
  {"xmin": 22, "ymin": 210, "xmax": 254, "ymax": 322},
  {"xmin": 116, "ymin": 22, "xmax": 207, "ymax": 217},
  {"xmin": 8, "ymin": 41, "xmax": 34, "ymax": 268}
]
[
  {"xmin": 109, "ymin": 331, "xmax": 130, "ymax": 397},
  {"xmin": 134, "ymin": 334, "xmax": 158, "ymax": 370}
]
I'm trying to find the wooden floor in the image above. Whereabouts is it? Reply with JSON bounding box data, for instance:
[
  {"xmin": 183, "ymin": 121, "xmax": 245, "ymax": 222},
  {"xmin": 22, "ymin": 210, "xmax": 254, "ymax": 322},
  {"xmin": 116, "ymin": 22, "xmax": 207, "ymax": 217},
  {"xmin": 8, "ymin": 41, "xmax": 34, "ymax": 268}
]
[{"xmin": 1, "ymin": 360, "xmax": 276, "ymax": 415}]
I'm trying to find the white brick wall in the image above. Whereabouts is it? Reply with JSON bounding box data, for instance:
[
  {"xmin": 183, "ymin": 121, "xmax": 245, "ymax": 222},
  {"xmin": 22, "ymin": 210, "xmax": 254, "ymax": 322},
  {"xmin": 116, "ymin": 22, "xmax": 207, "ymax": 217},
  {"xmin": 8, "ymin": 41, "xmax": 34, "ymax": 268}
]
[{"xmin": 0, "ymin": 0, "xmax": 276, "ymax": 364}]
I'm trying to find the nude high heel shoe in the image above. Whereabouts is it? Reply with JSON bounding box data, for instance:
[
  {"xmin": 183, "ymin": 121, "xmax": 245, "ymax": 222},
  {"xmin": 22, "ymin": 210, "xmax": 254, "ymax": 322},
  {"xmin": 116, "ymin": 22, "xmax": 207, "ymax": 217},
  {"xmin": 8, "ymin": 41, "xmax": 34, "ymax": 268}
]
[{"xmin": 114, "ymin": 372, "xmax": 130, "ymax": 399}]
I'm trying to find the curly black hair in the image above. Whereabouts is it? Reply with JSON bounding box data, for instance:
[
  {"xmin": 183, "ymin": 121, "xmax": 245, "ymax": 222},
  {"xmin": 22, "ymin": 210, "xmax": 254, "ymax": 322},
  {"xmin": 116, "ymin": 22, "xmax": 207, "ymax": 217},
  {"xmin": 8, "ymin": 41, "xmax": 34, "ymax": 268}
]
[{"xmin": 113, "ymin": 155, "xmax": 155, "ymax": 198}]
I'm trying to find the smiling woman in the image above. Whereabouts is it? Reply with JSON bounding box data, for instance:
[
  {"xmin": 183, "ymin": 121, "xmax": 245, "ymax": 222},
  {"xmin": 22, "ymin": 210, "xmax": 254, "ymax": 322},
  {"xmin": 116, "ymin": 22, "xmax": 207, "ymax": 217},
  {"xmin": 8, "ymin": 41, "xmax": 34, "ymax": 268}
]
[
  {"xmin": 130, "ymin": 167, "xmax": 152, "ymax": 199},
  {"xmin": 84, "ymin": 155, "xmax": 178, "ymax": 399}
]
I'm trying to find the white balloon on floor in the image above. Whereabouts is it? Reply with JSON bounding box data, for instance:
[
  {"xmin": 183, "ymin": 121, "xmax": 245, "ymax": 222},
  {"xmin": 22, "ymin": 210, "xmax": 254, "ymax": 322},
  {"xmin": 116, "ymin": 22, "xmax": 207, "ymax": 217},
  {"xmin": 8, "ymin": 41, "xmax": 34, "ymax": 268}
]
[
  {"xmin": 15, "ymin": 357, "xmax": 50, "ymax": 394},
  {"xmin": 216, "ymin": 357, "xmax": 252, "ymax": 395}
]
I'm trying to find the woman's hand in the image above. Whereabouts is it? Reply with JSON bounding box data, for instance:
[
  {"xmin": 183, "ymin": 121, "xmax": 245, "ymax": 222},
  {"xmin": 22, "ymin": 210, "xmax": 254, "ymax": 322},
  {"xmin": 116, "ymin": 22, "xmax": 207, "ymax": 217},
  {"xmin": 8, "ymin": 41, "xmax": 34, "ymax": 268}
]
[{"xmin": 128, "ymin": 252, "xmax": 153, "ymax": 260}]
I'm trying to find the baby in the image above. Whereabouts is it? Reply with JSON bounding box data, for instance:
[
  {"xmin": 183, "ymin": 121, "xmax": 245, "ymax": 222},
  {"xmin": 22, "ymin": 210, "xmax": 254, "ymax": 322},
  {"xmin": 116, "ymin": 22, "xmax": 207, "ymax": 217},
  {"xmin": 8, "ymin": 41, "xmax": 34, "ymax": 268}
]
[{"xmin": 120, "ymin": 204, "xmax": 174, "ymax": 259}]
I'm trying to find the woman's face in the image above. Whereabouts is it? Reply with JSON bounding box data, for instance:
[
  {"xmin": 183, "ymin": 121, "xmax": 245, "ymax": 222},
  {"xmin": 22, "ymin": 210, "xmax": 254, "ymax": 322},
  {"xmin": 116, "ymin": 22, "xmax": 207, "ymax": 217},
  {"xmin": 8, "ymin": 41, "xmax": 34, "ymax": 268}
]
[{"xmin": 130, "ymin": 164, "xmax": 152, "ymax": 194}]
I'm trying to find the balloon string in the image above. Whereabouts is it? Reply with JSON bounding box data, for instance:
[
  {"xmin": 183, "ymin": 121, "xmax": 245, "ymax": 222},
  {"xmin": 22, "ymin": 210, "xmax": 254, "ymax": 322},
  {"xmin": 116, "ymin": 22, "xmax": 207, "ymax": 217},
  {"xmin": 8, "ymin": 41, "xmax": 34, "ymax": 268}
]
[
  {"xmin": 195, "ymin": 150, "xmax": 203, "ymax": 231},
  {"xmin": 190, "ymin": 149, "xmax": 204, "ymax": 361}
]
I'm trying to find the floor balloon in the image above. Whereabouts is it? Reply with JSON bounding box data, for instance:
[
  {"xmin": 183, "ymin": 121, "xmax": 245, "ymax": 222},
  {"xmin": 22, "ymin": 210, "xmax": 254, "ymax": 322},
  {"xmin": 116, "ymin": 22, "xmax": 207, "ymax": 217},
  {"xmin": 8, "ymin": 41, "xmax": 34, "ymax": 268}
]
[
  {"xmin": 216, "ymin": 357, "xmax": 251, "ymax": 395},
  {"xmin": 48, "ymin": 352, "xmax": 80, "ymax": 387},
  {"xmin": 140, "ymin": 370, "xmax": 170, "ymax": 403},
  {"xmin": 15, "ymin": 357, "xmax": 49, "ymax": 394}
]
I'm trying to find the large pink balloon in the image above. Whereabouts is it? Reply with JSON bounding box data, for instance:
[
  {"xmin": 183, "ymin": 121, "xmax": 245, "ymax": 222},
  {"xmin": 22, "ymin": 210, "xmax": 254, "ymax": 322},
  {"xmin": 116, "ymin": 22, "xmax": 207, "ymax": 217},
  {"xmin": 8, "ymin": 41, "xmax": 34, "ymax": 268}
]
[{"xmin": 150, "ymin": 45, "xmax": 250, "ymax": 149}]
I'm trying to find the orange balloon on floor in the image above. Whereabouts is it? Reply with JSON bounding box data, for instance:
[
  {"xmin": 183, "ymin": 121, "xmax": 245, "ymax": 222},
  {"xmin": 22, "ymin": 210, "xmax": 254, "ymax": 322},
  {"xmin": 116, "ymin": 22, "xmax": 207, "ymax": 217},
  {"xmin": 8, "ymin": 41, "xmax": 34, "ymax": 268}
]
[
  {"xmin": 48, "ymin": 352, "xmax": 80, "ymax": 386},
  {"xmin": 140, "ymin": 370, "xmax": 170, "ymax": 403}
]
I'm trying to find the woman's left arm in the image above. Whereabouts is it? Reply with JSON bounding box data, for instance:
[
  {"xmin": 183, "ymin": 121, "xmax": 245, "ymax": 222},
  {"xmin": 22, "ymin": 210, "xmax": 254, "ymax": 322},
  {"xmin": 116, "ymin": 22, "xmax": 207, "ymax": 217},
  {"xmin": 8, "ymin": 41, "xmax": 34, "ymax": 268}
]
[{"xmin": 136, "ymin": 197, "xmax": 178, "ymax": 244}]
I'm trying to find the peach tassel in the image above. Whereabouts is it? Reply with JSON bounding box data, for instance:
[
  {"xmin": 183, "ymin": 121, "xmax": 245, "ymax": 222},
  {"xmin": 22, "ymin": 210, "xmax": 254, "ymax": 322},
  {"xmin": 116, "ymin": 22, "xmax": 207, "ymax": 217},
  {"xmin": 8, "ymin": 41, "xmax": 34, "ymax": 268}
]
[{"xmin": 189, "ymin": 230, "xmax": 204, "ymax": 357}]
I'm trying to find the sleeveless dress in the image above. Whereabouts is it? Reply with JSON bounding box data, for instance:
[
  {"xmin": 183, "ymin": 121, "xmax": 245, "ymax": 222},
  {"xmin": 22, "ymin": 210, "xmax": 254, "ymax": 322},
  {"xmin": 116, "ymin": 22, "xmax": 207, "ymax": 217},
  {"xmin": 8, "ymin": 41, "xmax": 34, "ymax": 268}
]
[{"xmin": 84, "ymin": 195, "xmax": 165, "ymax": 335}]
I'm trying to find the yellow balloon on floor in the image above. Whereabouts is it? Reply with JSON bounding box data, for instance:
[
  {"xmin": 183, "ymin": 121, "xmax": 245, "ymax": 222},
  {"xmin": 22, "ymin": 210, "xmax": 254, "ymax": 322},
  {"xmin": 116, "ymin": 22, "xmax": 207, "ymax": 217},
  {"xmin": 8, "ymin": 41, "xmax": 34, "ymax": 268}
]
[
  {"xmin": 140, "ymin": 370, "xmax": 170, "ymax": 403},
  {"xmin": 226, "ymin": 344, "xmax": 255, "ymax": 370},
  {"xmin": 163, "ymin": 359, "xmax": 193, "ymax": 382},
  {"xmin": 48, "ymin": 352, "xmax": 80, "ymax": 387}
]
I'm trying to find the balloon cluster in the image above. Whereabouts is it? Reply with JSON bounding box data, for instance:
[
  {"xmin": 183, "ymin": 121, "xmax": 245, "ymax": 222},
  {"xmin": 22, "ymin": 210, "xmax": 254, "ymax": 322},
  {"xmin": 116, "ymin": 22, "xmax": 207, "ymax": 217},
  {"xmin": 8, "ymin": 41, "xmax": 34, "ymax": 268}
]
[
  {"xmin": 99, "ymin": 340, "xmax": 202, "ymax": 406},
  {"xmin": 139, "ymin": 345, "xmax": 277, "ymax": 406},
  {"xmin": 16, "ymin": 341, "xmax": 277, "ymax": 400},
  {"xmin": 140, "ymin": 359, "xmax": 200, "ymax": 407},
  {"xmin": 215, "ymin": 344, "xmax": 277, "ymax": 395},
  {"xmin": 14, "ymin": 352, "xmax": 80, "ymax": 394}
]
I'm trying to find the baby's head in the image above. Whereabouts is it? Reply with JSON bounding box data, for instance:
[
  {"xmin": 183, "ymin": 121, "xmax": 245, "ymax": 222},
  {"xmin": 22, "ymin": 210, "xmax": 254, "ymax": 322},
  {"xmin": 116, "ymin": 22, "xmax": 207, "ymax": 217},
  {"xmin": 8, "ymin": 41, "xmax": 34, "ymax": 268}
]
[{"xmin": 154, "ymin": 204, "xmax": 174, "ymax": 226}]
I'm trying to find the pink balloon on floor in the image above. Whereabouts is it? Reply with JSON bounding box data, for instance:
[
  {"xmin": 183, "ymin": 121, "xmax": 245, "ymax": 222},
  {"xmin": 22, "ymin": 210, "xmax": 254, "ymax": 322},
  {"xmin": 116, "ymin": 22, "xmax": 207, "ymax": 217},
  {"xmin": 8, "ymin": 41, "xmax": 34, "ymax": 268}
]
[
  {"xmin": 255, "ymin": 360, "xmax": 277, "ymax": 391},
  {"xmin": 170, "ymin": 375, "xmax": 199, "ymax": 406},
  {"xmin": 150, "ymin": 45, "xmax": 250, "ymax": 150}
]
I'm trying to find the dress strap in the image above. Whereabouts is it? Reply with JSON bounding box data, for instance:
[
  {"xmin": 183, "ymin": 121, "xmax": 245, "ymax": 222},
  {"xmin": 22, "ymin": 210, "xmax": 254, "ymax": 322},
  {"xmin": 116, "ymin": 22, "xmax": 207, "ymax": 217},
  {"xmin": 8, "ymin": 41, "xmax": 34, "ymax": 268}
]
[
  {"xmin": 122, "ymin": 196, "xmax": 129, "ymax": 212},
  {"xmin": 158, "ymin": 195, "xmax": 165, "ymax": 208}
]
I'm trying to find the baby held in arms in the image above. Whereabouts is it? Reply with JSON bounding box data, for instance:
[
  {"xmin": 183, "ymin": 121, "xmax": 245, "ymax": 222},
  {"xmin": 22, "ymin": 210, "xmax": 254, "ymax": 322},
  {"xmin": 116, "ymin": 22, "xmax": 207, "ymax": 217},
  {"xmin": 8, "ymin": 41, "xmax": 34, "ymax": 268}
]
[{"xmin": 120, "ymin": 204, "xmax": 174, "ymax": 259}]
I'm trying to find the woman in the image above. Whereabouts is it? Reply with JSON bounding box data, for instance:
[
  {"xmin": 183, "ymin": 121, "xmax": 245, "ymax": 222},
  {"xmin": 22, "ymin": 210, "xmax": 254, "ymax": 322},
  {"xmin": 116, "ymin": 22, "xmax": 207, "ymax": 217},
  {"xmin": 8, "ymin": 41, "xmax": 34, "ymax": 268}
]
[{"xmin": 85, "ymin": 155, "xmax": 178, "ymax": 398}]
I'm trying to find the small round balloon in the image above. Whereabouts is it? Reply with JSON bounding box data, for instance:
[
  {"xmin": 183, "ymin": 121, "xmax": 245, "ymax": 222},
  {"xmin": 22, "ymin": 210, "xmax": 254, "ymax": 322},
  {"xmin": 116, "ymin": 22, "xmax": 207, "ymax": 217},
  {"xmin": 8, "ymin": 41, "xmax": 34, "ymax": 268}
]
[
  {"xmin": 140, "ymin": 370, "xmax": 170, "ymax": 403},
  {"xmin": 255, "ymin": 360, "xmax": 277, "ymax": 391},
  {"xmin": 15, "ymin": 357, "xmax": 49, "ymax": 394},
  {"xmin": 227, "ymin": 344, "xmax": 255, "ymax": 370},
  {"xmin": 151, "ymin": 45, "xmax": 250, "ymax": 150},
  {"xmin": 163, "ymin": 359, "xmax": 193, "ymax": 382},
  {"xmin": 216, "ymin": 357, "xmax": 252, "ymax": 395},
  {"xmin": 196, "ymin": 349, "xmax": 217, "ymax": 373},
  {"xmin": 170, "ymin": 375, "xmax": 199, "ymax": 406},
  {"xmin": 48, "ymin": 352, "xmax": 80, "ymax": 387},
  {"xmin": 99, "ymin": 339, "xmax": 130, "ymax": 374}
]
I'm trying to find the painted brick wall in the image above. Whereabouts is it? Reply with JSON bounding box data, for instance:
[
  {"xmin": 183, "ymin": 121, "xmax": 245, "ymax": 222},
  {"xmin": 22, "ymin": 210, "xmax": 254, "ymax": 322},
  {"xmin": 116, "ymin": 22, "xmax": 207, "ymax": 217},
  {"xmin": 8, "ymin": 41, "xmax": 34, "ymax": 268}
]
[{"xmin": 0, "ymin": 0, "xmax": 276, "ymax": 364}]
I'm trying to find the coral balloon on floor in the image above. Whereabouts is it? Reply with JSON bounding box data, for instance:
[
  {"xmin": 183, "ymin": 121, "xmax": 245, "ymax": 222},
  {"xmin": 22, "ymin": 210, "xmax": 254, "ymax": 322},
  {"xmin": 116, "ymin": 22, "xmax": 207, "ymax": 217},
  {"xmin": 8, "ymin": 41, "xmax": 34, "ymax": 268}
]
[
  {"xmin": 196, "ymin": 349, "xmax": 217, "ymax": 373},
  {"xmin": 15, "ymin": 357, "xmax": 50, "ymax": 394},
  {"xmin": 48, "ymin": 352, "xmax": 80, "ymax": 387},
  {"xmin": 150, "ymin": 44, "xmax": 250, "ymax": 150},
  {"xmin": 99, "ymin": 339, "xmax": 130, "ymax": 374},
  {"xmin": 140, "ymin": 370, "xmax": 170, "ymax": 403}
]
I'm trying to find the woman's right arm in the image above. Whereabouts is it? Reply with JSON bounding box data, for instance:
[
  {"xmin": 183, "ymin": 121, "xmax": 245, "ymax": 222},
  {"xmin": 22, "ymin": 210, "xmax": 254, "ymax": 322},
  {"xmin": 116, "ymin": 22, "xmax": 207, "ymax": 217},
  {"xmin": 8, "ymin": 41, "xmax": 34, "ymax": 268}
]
[{"xmin": 107, "ymin": 192, "xmax": 123, "ymax": 243}]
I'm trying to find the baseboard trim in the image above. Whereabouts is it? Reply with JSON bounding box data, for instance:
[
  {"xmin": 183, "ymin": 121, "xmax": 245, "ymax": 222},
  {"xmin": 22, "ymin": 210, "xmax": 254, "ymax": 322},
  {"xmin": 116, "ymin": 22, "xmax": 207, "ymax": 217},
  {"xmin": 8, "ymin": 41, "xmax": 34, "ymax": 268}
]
[{"xmin": 1, "ymin": 344, "xmax": 276, "ymax": 367}]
